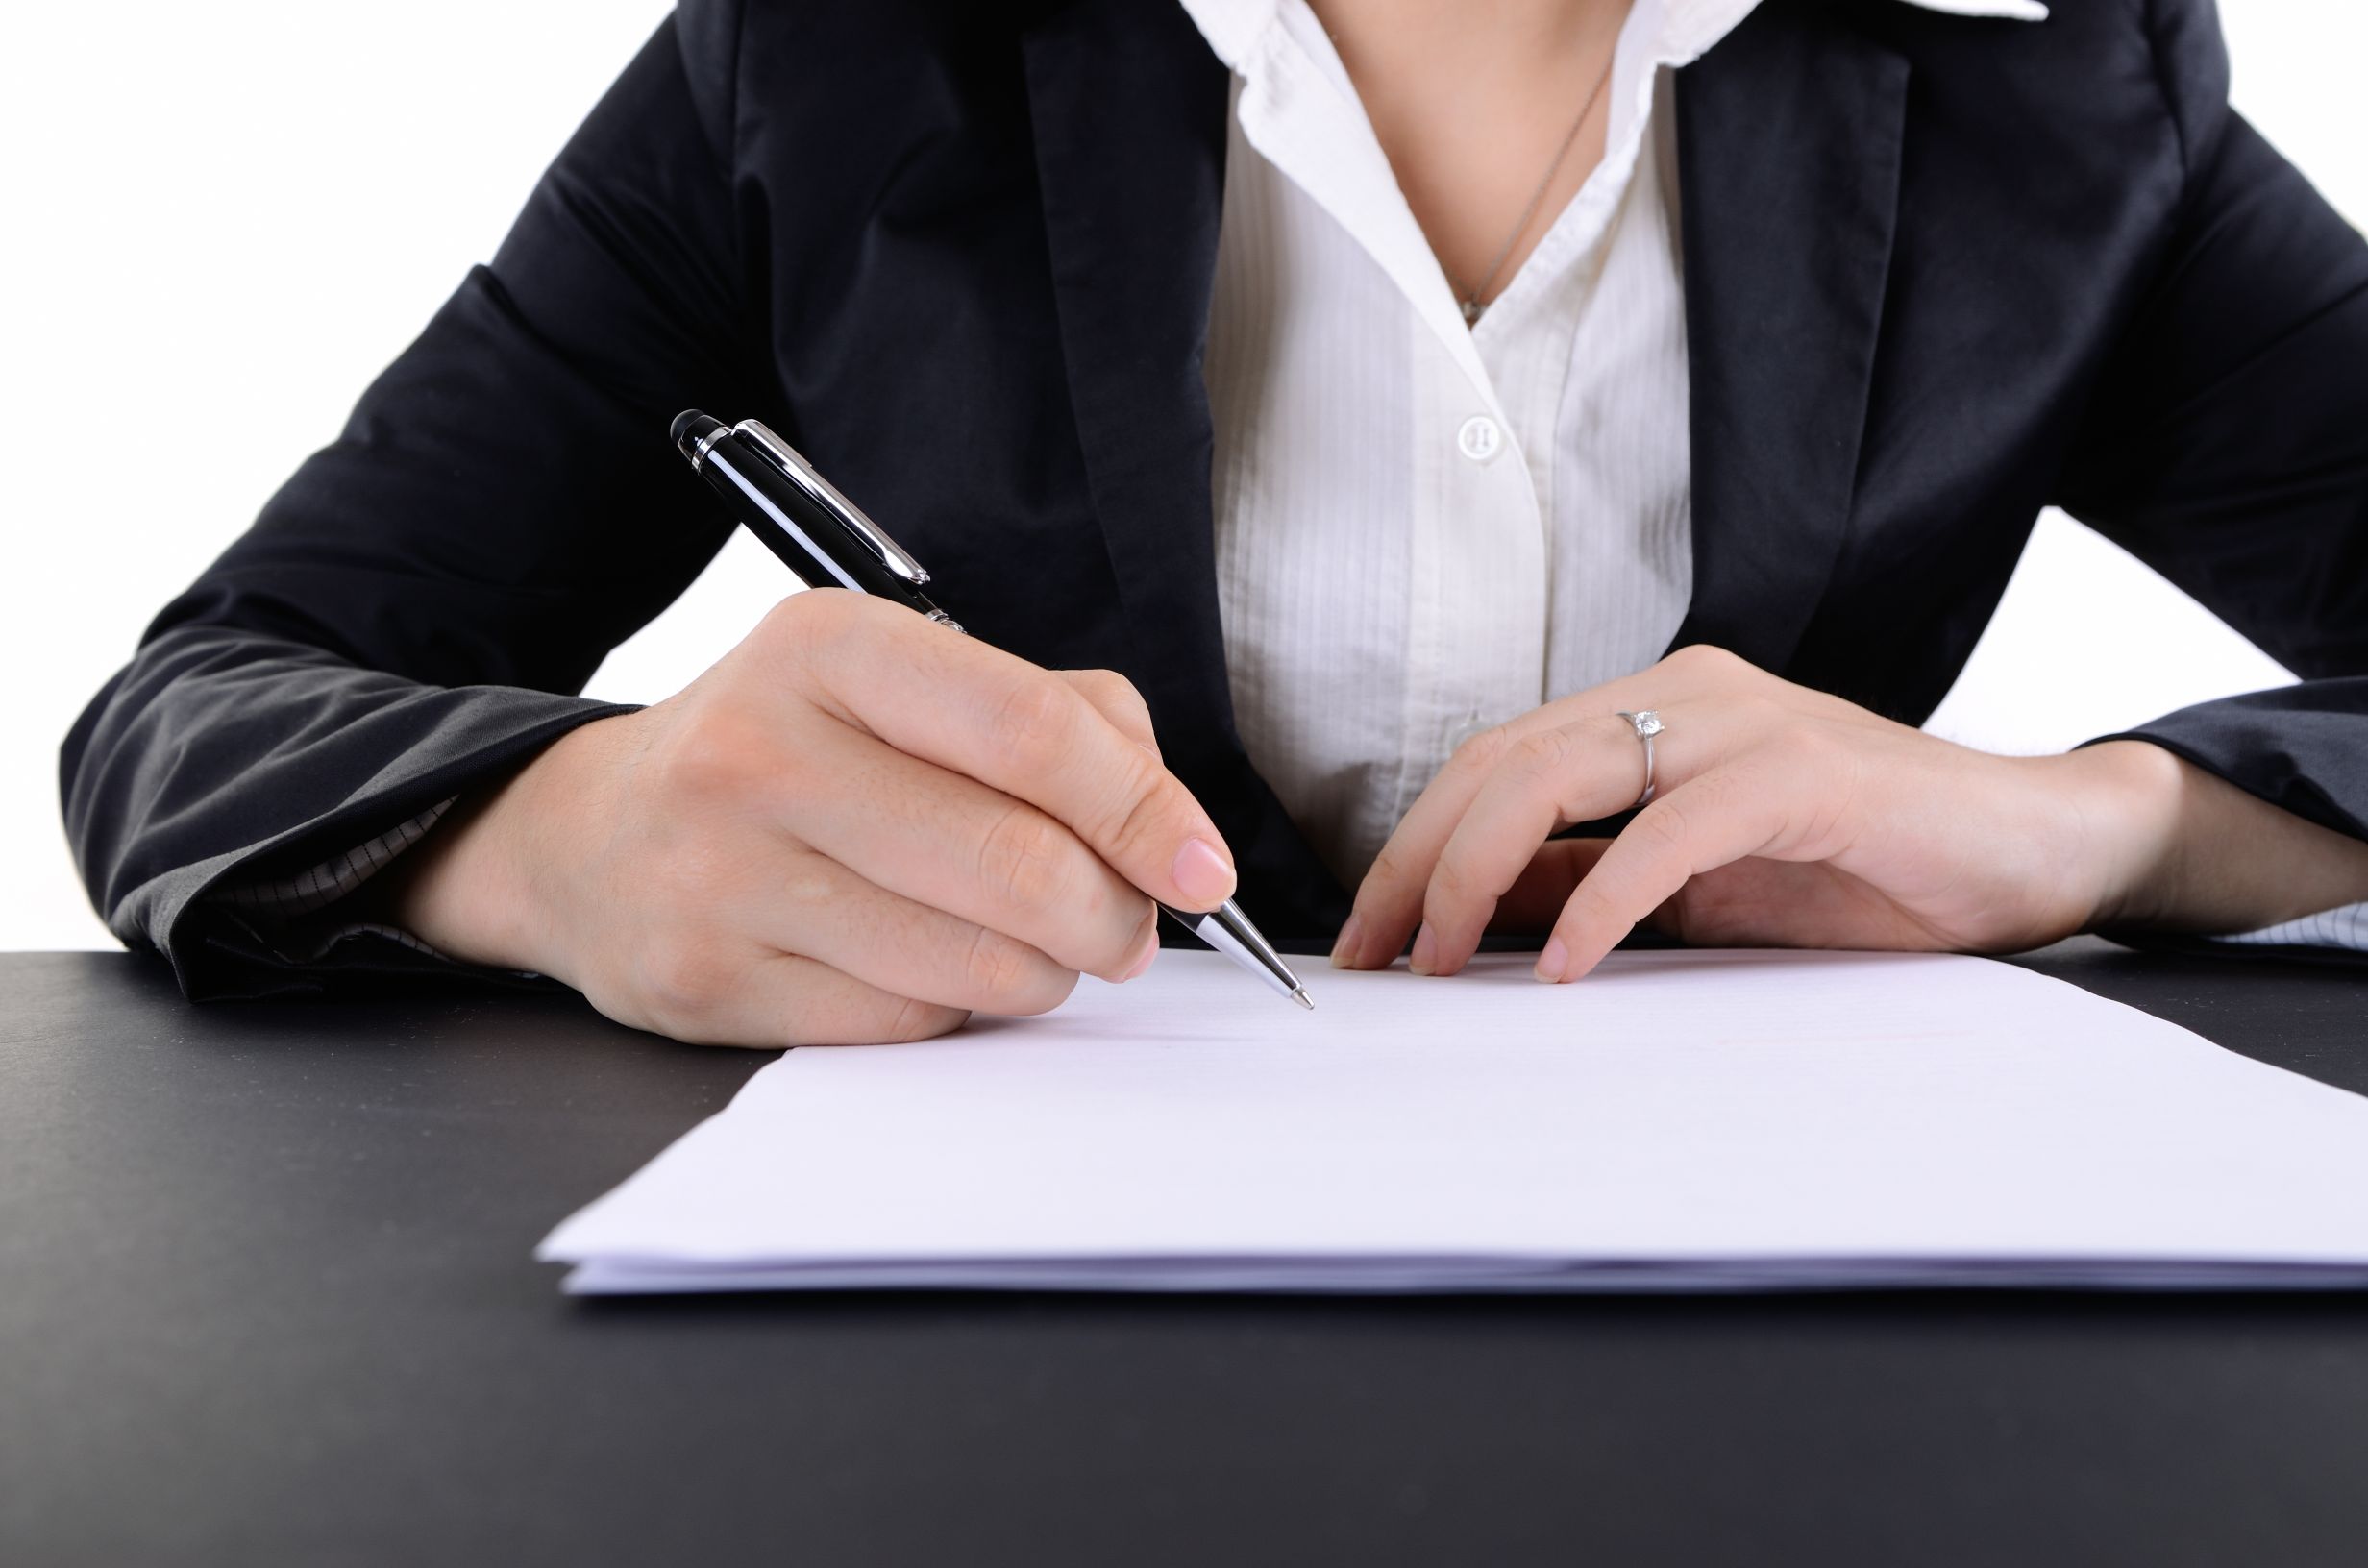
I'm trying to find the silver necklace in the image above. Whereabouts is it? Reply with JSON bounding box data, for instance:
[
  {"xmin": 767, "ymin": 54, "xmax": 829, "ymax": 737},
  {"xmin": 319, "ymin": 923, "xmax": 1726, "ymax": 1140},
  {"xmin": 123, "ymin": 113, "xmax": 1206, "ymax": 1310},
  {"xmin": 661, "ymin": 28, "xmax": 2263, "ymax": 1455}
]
[{"xmin": 1444, "ymin": 48, "xmax": 1619, "ymax": 325}]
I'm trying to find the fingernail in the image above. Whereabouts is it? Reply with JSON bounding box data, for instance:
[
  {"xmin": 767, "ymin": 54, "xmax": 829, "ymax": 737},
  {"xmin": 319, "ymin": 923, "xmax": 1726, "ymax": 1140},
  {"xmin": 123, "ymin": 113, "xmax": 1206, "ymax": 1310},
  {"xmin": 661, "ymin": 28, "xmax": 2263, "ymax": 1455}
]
[
  {"xmin": 1409, "ymin": 922, "xmax": 1438, "ymax": 976},
  {"xmin": 1534, "ymin": 937, "xmax": 1569, "ymax": 983},
  {"xmin": 1329, "ymin": 913, "xmax": 1366, "ymax": 968},
  {"xmin": 1122, "ymin": 928, "xmax": 1159, "ymax": 982},
  {"xmin": 1171, "ymin": 837, "xmax": 1235, "ymax": 907}
]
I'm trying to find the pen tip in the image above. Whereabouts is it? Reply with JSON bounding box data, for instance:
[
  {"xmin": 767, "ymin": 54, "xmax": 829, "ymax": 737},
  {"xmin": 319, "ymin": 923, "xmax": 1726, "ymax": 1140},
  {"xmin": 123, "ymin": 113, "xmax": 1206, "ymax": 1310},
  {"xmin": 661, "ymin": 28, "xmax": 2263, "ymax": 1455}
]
[{"xmin": 1291, "ymin": 988, "xmax": 1314, "ymax": 1011}]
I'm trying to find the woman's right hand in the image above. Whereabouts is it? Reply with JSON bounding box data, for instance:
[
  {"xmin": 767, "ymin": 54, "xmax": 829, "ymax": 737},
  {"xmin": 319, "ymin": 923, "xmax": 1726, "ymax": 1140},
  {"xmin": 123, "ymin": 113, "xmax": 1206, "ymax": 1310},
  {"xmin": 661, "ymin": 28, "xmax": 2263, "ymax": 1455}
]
[{"xmin": 379, "ymin": 591, "xmax": 1240, "ymax": 1046}]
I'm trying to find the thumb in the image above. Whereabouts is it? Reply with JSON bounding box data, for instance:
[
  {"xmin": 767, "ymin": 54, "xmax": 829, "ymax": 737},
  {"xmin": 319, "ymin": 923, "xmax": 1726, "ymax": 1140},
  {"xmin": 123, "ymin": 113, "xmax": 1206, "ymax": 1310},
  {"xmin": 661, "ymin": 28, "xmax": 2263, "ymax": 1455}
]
[{"xmin": 1052, "ymin": 668, "xmax": 1161, "ymax": 761}]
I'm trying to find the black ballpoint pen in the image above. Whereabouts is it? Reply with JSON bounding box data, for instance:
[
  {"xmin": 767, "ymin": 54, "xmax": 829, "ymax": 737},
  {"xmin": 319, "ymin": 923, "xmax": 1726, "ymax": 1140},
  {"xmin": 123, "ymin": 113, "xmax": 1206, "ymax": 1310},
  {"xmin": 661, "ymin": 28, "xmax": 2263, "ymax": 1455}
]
[{"xmin": 669, "ymin": 409, "xmax": 1313, "ymax": 1011}]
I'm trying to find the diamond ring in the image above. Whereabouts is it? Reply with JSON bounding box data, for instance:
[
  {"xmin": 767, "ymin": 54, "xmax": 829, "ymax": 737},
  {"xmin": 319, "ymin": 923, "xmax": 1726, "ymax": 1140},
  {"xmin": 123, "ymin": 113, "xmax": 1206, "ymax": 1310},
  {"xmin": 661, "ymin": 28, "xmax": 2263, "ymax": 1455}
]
[{"xmin": 1615, "ymin": 709, "xmax": 1664, "ymax": 808}]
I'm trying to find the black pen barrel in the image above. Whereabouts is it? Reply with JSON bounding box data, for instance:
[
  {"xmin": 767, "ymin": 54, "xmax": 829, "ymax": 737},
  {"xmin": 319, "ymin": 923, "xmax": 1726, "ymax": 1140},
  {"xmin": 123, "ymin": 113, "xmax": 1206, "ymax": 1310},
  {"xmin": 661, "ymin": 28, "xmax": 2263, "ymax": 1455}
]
[{"xmin": 689, "ymin": 429, "xmax": 941, "ymax": 612}]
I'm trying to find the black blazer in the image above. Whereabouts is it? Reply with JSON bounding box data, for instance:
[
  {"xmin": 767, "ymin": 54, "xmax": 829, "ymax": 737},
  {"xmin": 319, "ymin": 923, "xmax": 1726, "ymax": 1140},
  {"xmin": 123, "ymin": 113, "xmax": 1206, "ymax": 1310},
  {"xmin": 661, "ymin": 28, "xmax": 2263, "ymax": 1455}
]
[{"xmin": 62, "ymin": 0, "xmax": 2368, "ymax": 998}]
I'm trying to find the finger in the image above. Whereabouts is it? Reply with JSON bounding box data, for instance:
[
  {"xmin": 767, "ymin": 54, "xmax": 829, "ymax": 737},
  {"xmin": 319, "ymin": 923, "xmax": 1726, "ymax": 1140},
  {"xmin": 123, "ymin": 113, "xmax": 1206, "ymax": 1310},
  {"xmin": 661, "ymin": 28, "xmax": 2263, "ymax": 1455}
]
[
  {"xmin": 1333, "ymin": 726, "xmax": 1522, "ymax": 969},
  {"xmin": 1492, "ymin": 838, "xmax": 1613, "ymax": 933},
  {"xmin": 604, "ymin": 943, "xmax": 970, "ymax": 1049},
  {"xmin": 1056, "ymin": 668, "xmax": 1160, "ymax": 760},
  {"xmin": 755, "ymin": 846, "xmax": 1103, "ymax": 1017},
  {"xmin": 1492, "ymin": 839, "xmax": 1684, "ymax": 940},
  {"xmin": 781, "ymin": 715, "xmax": 1159, "ymax": 981},
  {"xmin": 792, "ymin": 595, "xmax": 1234, "ymax": 910},
  {"xmin": 1338, "ymin": 707, "xmax": 1666, "ymax": 971},
  {"xmin": 1640, "ymin": 857, "xmax": 1887, "ymax": 949},
  {"xmin": 1416, "ymin": 715, "xmax": 1670, "ymax": 976},
  {"xmin": 1334, "ymin": 647, "xmax": 1779, "ymax": 969},
  {"xmin": 1537, "ymin": 766, "xmax": 1788, "ymax": 983}
]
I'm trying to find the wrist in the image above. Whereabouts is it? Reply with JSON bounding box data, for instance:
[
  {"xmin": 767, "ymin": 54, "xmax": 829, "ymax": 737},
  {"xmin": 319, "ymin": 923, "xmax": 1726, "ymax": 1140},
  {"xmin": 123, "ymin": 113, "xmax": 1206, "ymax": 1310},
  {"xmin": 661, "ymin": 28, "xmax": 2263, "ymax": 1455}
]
[
  {"xmin": 380, "ymin": 715, "xmax": 639, "ymax": 975},
  {"xmin": 2047, "ymin": 738, "xmax": 2368, "ymax": 936},
  {"xmin": 2043, "ymin": 740, "xmax": 2192, "ymax": 932}
]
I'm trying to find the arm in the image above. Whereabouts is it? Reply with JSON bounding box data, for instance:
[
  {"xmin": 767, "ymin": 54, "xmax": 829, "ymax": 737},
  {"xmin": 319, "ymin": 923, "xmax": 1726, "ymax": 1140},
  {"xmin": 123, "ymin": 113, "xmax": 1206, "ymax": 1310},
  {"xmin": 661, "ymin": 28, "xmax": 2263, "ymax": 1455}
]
[
  {"xmin": 1329, "ymin": 0, "xmax": 2368, "ymax": 977},
  {"xmin": 62, "ymin": 4, "xmax": 1246, "ymax": 1040},
  {"xmin": 2056, "ymin": 0, "xmax": 2368, "ymax": 880},
  {"xmin": 60, "ymin": 7, "xmax": 759, "ymax": 997}
]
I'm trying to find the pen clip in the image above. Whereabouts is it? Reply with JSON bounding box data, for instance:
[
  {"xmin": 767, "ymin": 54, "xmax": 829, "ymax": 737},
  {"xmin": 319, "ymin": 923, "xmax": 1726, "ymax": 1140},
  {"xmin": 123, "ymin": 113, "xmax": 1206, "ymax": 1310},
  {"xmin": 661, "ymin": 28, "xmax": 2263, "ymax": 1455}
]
[{"xmin": 731, "ymin": 420, "xmax": 932, "ymax": 587}]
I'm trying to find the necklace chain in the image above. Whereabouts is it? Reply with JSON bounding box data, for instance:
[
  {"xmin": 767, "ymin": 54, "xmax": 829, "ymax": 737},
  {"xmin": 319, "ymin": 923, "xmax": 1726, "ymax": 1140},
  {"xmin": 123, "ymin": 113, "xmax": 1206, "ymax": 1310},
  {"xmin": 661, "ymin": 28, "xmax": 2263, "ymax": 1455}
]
[{"xmin": 1445, "ymin": 46, "xmax": 1620, "ymax": 326}]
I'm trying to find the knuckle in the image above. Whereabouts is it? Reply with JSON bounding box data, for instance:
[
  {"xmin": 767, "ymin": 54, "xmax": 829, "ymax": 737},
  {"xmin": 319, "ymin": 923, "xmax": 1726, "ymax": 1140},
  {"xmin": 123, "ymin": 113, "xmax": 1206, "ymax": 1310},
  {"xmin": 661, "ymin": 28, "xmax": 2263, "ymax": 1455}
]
[
  {"xmin": 1080, "ymin": 668, "xmax": 1159, "ymax": 752},
  {"xmin": 1775, "ymin": 722, "xmax": 1839, "ymax": 771},
  {"xmin": 1665, "ymin": 642, "xmax": 1741, "ymax": 678},
  {"xmin": 657, "ymin": 708, "xmax": 773, "ymax": 805},
  {"xmin": 984, "ymin": 674, "xmax": 1080, "ymax": 772},
  {"xmin": 1095, "ymin": 757, "xmax": 1182, "ymax": 861},
  {"xmin": 1111, "ymin": 674, "xmax": 1156, "ymax": 726},
  {"xmin": 1565, "ymin": 875, "xmax": 1634, "ymax": 933},
  {"xmin": 759, "ymin": 586, "xmax": 820, "ymax": 632},
  {"xmin": 1427, "ymin": 850, "xmax": 1482, "ymax": 909},
  {"xmin": 1736, "ymin": 691, "xmax": 1791, "ymax": 735},
  {"xmin": 761, "ymin": 582, "xmax": 847, "ymax": 651},
  {"xmin": 1448, "ymin": 725, "xmax": 1511, "ymax": 777},
  {"xmin": 1067, "ymin": 667, "xmax": 1132, "ymax": 707},
  {"xmin": 960, "ymin": 925, "xmax": 1042, "ymax": 1007},
  {"xmin": 637, "ymin": 935, "xmax": 731, "ymax": 1024},
  {"xmin": 883, "ymin": 995, "xmax": 966, "ymax": 1044},
  {"xmin": 768, "ymin": 586, "xmax": 910, "ymax": 675},
  {"xmin": 777, "ymin": 858, "xmax": 840, "ymax": 913},
  {"xmin": 1364, "ymin": 841, "xmax": 1417, "ymax": 894},
  {"xmin": 1679, "ymin": 767, "xmax": 1739, "ymax": 820},
  {"xmin": 976, "ymin": 805, "xmax": 1076, "ymax": 913},
  {"xmin": 1507, "ymin": 726, "xmax": 1581, "ymax": 782},
  {"xmin": 1626, "ymin": 798, "xmax": 1693, "ymax": 861}
]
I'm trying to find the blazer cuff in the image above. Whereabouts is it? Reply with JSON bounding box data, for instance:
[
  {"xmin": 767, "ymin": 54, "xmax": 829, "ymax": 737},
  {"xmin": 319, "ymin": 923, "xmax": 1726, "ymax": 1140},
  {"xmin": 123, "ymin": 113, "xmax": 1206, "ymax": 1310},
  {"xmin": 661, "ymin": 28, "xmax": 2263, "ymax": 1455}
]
[
  {"xmin": 141, "ymin": 696, "xmax": 637, "ymax": 1001},
  {"xmin": 2085, "ymin": 681, "xmax": 2368, "ymax": 843},
  {"xmin": 202, "ymin": 796, "xmax": 546, "ymax": 978},
  {"xmin": 2084, "ymin": 685, "xmax": 2368, "ymax": 963}
]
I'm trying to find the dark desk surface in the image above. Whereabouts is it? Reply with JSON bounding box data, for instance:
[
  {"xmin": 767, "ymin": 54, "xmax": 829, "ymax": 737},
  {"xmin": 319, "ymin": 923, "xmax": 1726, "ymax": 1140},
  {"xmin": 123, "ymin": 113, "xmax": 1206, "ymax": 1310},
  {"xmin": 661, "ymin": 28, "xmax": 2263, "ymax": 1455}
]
[{"xmin": 6, "ymin": 941, "xmax": 2367, "ymax": 1568}]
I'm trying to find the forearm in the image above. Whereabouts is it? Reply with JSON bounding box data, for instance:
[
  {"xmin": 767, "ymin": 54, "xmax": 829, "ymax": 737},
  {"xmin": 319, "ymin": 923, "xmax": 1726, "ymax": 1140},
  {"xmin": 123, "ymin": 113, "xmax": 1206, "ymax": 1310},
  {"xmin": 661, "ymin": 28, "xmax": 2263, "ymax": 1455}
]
[{"xmin": 2064, "ymin": 740, "xmax": 2368, "ymax": 936}]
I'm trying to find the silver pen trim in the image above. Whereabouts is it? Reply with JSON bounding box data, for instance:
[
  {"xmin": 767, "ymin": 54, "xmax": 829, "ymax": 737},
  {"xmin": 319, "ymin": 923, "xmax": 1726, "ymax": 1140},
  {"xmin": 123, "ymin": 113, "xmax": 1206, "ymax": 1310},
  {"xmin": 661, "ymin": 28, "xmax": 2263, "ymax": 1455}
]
[
  {"xmin": 1163, "ymin": 899, "xmax": 1310, "ymax": 1009},
  {"xmin": 733, "ymin": 420, "xmax": 933, "ymax": 587}
]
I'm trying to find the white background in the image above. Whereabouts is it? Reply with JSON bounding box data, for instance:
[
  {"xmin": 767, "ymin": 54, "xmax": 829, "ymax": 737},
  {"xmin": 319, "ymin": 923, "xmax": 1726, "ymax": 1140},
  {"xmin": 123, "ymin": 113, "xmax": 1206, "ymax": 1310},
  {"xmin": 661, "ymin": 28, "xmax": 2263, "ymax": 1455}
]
[{"xmin": 0, "ymin": 1, "xmax": 2353, "ymax": 951}]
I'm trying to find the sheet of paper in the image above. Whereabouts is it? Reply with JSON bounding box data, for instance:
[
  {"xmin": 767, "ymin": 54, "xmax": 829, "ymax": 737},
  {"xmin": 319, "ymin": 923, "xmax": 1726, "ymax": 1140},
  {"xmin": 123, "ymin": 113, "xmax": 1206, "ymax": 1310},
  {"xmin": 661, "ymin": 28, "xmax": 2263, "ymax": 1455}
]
[{"xmin": 541, "ymin": 949, "xmax": 2368, "ymax": 1293}]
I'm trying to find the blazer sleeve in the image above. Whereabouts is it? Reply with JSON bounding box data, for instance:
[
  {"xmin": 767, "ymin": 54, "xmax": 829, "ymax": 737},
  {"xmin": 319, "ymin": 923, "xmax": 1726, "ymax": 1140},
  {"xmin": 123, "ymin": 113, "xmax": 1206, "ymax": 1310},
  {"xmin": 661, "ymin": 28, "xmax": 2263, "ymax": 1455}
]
[
  {"xmin": 59, "ymin": 3, "xmax": 761, "ymax": 999},
  {"xmin": 2055, "ymin": 0, "xmax": 2368, "ymax": 857}
]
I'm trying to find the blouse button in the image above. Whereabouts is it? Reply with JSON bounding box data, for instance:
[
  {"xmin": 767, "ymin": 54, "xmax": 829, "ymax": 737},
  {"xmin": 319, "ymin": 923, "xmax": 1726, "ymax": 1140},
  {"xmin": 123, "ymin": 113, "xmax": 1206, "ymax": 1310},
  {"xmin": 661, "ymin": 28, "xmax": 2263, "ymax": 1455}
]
[{"xmin": 1456, "ymin": 414, "xmax": 1504, "ymax": 464}]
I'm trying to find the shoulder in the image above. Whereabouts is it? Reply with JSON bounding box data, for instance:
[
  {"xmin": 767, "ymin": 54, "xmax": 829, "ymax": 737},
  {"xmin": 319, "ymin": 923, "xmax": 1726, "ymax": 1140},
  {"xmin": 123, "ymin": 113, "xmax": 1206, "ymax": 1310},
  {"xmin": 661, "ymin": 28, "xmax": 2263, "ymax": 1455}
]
[
  {"xmin": 667, "ymin": 0, "xmax": 1077, "ymax": 155},
  {"xmin": 1713, "ymin": 0, "xmax": 2233, "ymax": 219},
  {"xmin": 673, "ymin": 0, "xmax": 1062, "ymax": 80},
  {"xmin": 1830, "ymin": 0, "xmax": 2230, "ymax": 162}
]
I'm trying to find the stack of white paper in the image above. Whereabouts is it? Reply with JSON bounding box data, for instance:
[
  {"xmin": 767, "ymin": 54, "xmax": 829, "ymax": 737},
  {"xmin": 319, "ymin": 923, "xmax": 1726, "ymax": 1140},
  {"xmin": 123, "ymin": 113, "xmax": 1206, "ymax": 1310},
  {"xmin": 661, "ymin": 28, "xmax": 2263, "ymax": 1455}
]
[{"xmin": 541, "ymin": 949, "xmax": 2368, "ymax": 1293}]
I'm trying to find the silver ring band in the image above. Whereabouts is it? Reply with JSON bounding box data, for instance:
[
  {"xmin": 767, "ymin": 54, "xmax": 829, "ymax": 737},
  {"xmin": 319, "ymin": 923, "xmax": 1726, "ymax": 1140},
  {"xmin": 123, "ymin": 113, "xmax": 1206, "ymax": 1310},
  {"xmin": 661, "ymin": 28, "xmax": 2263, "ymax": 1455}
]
[{"xmin": 1616, "ymin": 710, "xmax": 1664, "ymax": 808}]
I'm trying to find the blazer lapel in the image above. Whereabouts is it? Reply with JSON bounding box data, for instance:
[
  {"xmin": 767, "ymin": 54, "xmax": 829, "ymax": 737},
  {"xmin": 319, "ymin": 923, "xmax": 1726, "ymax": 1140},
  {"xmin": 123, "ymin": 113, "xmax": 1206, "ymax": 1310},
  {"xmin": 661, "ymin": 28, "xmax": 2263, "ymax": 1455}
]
[
  {"xmin": 1670, "ymin": 7, "xmax": 1910, "ymax": 674},
  {"xmin": 1021, "ymin": 0, "xmax": 1229, "ymax": 754},
  {"xmin": 1022, "ymin": 0, "xmax": 1352, "ymax": 937},
  {"xmin": 1014, "ymin": 0, "xmax": 1910, "ymax": 933}
]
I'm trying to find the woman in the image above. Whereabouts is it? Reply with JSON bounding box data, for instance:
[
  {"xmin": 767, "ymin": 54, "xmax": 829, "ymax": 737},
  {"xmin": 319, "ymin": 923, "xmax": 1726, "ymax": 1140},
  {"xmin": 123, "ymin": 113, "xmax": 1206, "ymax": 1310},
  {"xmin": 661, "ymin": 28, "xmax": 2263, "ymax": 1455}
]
[{"xmin": 62, "ymin": 0, "xmax": 2368, "ymax": 1044}]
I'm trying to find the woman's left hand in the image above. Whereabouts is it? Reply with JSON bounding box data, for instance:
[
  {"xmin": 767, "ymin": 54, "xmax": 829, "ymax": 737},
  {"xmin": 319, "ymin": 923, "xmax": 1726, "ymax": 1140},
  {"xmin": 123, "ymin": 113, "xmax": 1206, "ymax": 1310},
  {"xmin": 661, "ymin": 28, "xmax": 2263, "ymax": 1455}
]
[{"xmin": 1331, "ymin": 644, "xmax": 2351, "ymax": 983}]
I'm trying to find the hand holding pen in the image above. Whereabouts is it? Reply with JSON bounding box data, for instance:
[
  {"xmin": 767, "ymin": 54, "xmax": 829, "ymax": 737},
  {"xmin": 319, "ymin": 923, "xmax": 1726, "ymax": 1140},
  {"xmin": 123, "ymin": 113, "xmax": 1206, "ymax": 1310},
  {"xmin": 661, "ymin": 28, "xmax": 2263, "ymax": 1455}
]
[
  {"xmin": 670, "ymin": 412, "xmax": 1308, "ymax": 1011},
  {"xmin": 372, "ymin": 416, "xmax": 1303, "ymax": 1048}
]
